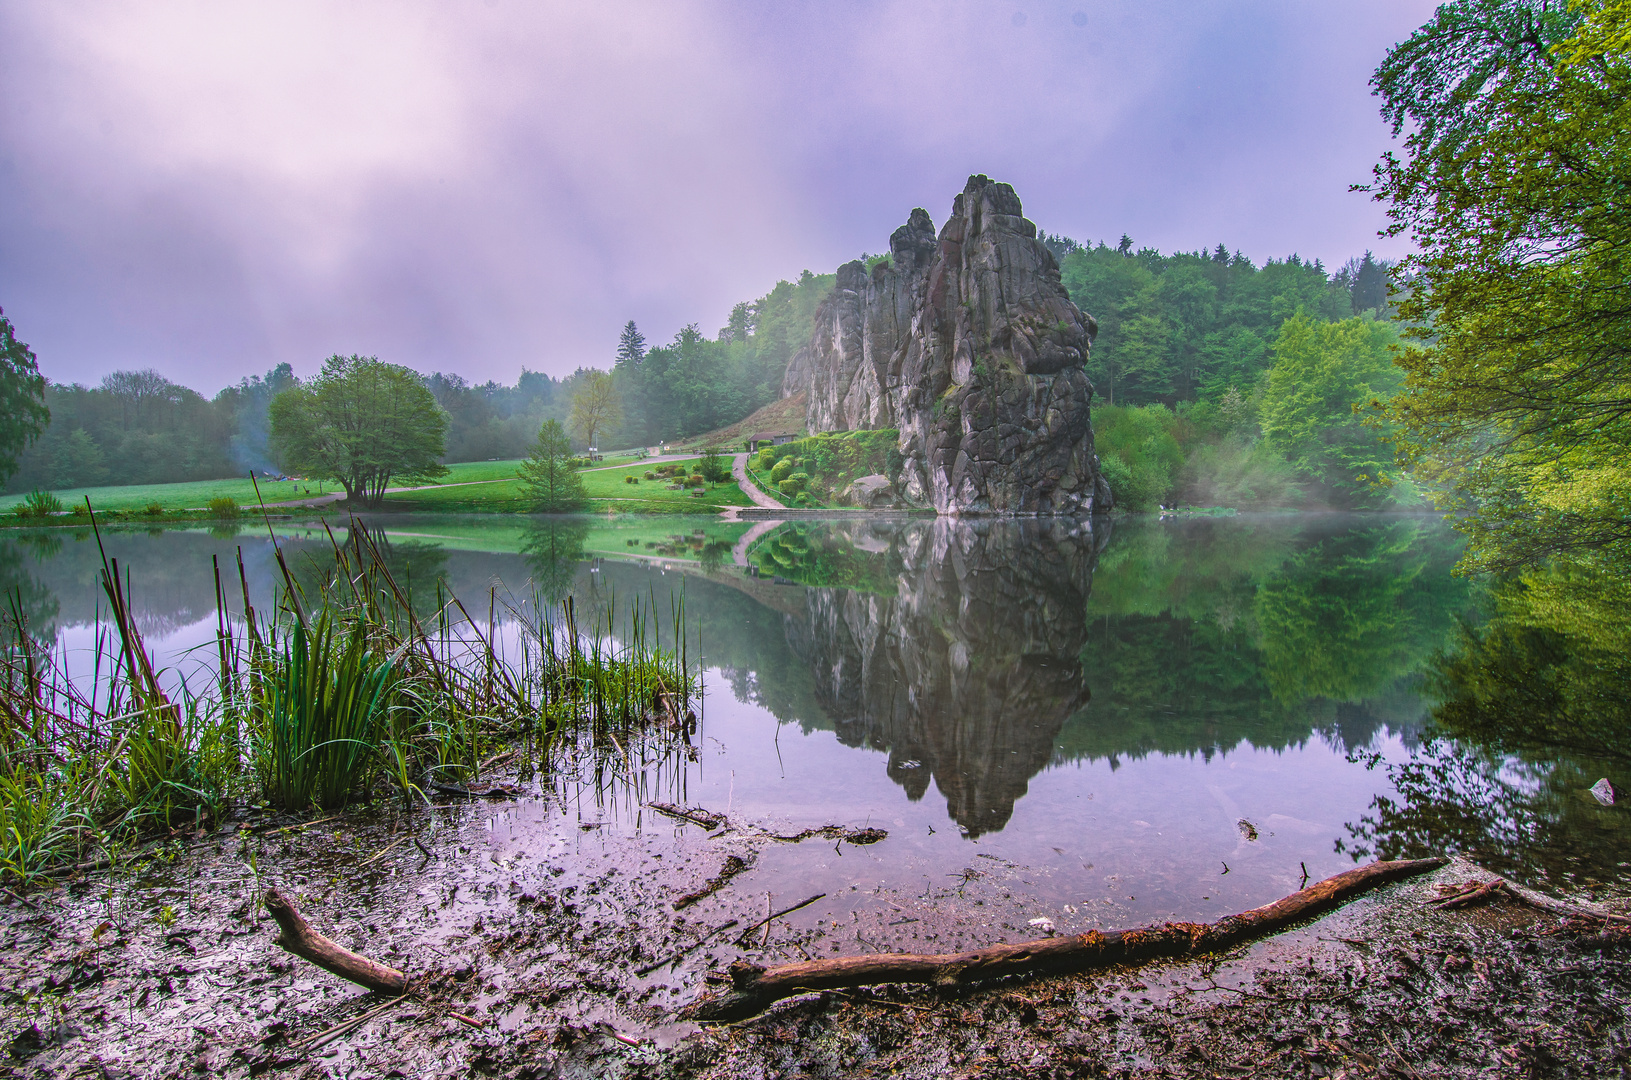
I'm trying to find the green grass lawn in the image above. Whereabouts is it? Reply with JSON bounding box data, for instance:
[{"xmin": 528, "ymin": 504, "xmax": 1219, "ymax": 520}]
[
  {"xmin": 0, "ymin": 476, "xmax": 326, "ymax": 514},
  {"xmin": 381, "ymin": 456, "xmax": 753, "ymax": 514},
  {"xmin": 1, "ymin": 454, "xmax": 746, "ymax": 518}
]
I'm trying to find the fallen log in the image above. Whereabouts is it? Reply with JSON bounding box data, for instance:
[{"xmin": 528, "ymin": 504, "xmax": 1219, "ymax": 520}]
[
  {"xmin": 681, "ymin": 857, "xmax": 1446, "ymax": 1022},
  {"xmin": 265, "ymin": 889, "xmax": 410, "ymax": 995}
]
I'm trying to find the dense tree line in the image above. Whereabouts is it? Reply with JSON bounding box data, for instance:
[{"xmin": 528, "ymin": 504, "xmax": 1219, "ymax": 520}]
[
  {"xmin": 2, "ymin": 361, "xmax": 570, "ymax": 494},
  {"xmin": 610, "ymin": 269, "xmax": 834, "ymax": 446},
  {"xmin": 1049, "ymin": 236, "xmax": 1393, "ymax": 407}
]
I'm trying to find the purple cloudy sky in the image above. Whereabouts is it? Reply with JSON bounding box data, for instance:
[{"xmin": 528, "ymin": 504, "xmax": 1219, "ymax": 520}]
[{"xmin": 0, "ymin": 1, "xmax": 1434, "ymax": 391}]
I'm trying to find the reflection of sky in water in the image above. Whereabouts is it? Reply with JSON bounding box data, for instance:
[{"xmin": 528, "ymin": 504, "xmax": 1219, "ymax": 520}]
[{"xmin": 6, "ymin": 512, "xmax": 1616, "ymax": 908}]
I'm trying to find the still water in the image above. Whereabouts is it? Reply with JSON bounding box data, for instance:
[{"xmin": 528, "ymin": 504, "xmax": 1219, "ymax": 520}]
[{"xmin": 3, "ymin": 511, "xmax": 1625, "ymax": 924}]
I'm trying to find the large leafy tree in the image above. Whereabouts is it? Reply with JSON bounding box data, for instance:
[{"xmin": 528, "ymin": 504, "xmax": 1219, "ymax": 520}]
[
  {"xmin": 268, "ymin": 354, "xmax": 448, "ymax": 508},
  {"xmin": 1260, "ymin": 313, "xmax": 1402, "ymax": 506},
  {"xmin": 567, "ymin": 370, "xmax": 620, "ymax": 452},
  {"xmin": 517, "ymin": 419, "xmax": 587, "ymax": 512},
  {"xmin": 0, "ymin": 308, "xmax": 49, "ymax": 485},
  {"xmin": 1370, "ymin": 0, "xmax": 1630, "ymax": 568}
]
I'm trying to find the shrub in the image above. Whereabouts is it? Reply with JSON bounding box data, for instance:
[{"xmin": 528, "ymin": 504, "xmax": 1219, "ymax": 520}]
[
  {"xmin": 624, "ymin": 475, "xmax": 638, "ymax": 484},
  {"xmin": 757, "ymin": 448, "xmax": 776, "ymax": 470},
  {"xmin": 15, "ymin": 490, "xmax": 63, "ymax": 518},
  {"xmin": 644, "ymin": 471, "xmax": 657, "ymax": 480},
  {"xmin": 778, "ymin": 472, "xmax": 810, "ymax": 497},
  {"xmin": 206, "ymin": 496, "xmax": 240, "ymax": 519},
  {"xmin": 770, "ymin": 458, "xmax": 795, "ymax": 484},
  {"xmin": 686, "ymin": 475, "xmax": 706, "ymax": 488},
  {"xmin": 141, "ymin": 502, "xmax": 166, "ymax": 516}
]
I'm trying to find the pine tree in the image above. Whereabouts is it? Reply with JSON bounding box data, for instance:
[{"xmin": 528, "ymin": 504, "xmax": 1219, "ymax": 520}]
[
  {"xmin": 517, "ymin": 419, "xmax": 587, "ymax": 512},
  {"xmin": 615, "ymin": 321, "xmax": 647, "ymax": 368}
]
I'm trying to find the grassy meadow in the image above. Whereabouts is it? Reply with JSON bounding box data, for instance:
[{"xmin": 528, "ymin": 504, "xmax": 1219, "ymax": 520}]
[{"xmin": 2, "ymin": 453, "xmax": 751, "ymax": 519}]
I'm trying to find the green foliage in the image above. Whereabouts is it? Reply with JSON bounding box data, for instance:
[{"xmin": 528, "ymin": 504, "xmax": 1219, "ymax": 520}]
[
  {"xmin": 269, "ymin": 354, "xmax": 449, "ymax": 508},
  {"xmin": 517, "ymin": 419, "xmax": 588, "ymax": 513},
  {"xmin": 698, "ymin": 445, "xmax": 730, "ymax": 483},
  {"xmin": 568, "ymin": 370, "xmax": 621, "ymax": 451},
  {"xmin": 615, "ymin": 270, "xmax": 834, "ymax": 445},
  {"xmin": 205, "ymin": 496, "xmax": 240, "ymax": 519},
  {"xmin": 13, "ymin": 490, "xmax": 63, "ymax": 519},
  {"xmin": 254, "ymin": 611, "xmax": 397, "ymax": 811},
  {"xmin": 1369, "ymin": 0, "xmax": 1631, "ymax": 568},
  {"xmin": 1259, "ymin": 313, "xmax": 1403, "ymax": 506},
  {"xmin": 0, "ymin": 310, "xmax": 48, "ymax": 487},
  {"xmin": 1092, "ymin": 405, "xmax": 1186, "ymax": 510},
  {"xmin": 778, "ymin": 472, "xmax": 810, "ymax": 497},
  {"xmin": 1058, "ymin": 242, "xmax": 1360, "ymax": 406},
  {"xmin": 755, "ymin": 430, "xmax": 901, "ymax": 506}
]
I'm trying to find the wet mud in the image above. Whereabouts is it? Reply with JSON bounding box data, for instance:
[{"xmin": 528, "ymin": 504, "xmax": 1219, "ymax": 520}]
[{"xmin": 3, "ymin": 788, "xmax": 1627, "ymax": 1078}]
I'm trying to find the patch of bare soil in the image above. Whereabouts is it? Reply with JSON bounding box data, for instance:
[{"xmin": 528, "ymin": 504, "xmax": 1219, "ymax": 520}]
[{"xmin": 3, "ymin": 797, "xmax": 1626, "ymax": 1080}]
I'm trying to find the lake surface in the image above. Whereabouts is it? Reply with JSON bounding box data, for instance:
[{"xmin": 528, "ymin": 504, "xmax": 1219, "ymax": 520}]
[{"xmin": 3, "ymin": 510, "xmax": 1624, "ymax": 925}]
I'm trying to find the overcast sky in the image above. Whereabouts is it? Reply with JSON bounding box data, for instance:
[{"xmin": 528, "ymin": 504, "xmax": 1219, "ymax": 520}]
[{"xmin": 0, "ymin": 1, "xmax": 1436, "ymax": 392}]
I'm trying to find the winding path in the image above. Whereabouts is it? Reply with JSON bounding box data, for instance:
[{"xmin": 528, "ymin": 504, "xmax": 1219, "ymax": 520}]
[{"xmin": 731, "ymin": 453, "xmax": 786, "ymax": 510}]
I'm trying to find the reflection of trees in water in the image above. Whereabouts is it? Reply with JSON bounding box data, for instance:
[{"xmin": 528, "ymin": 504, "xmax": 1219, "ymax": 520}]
[
  {"xmin": 1341, "ymin": 738, "xmax": 1627, "ymax": 893},
  {"xmin": 0, "ymin": 535, "xmax": 61, "ymax": 642},
  {"xmin": 1067, "ymin": 517, "xmax": 1473, "ymax": 764},
  {"xmin": 521, "ymin": 517, "xmax": 590, "ymax": 604},
  {"xmin": 1345, "ymin": 556, "xmax": 1631, "ymax": 892},
  {"xmin": 769, "ymin": 514, "xmax": 1480, "ymax": 839}
]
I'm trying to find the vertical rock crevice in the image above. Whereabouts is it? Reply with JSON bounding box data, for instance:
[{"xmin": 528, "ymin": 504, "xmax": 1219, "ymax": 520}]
[{"xmin": 785, "ymin": 174, "xmax": 1111, "ymax": 515}]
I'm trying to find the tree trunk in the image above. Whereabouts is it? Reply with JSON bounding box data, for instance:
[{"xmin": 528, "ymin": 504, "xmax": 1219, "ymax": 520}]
[{"xmin": 682, "ymin": 857, "xmax": 1445, "ymax": 1023}]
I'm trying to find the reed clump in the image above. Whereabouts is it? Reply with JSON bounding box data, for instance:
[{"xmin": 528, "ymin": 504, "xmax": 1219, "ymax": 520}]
[{"xmin": 0, "ymin": 512, "xmax": 697, "ymax": 884}]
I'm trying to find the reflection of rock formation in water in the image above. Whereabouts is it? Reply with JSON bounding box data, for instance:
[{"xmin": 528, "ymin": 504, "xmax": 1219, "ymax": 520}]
[{"xmin": 780, "ymin": 518, "xmax": 1104, "ymax": 836}]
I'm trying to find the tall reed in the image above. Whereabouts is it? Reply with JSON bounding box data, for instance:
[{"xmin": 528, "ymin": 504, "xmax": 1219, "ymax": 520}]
[{"xmin": 0, "ymin": 509, "xmax": 701, "ymax": 882}]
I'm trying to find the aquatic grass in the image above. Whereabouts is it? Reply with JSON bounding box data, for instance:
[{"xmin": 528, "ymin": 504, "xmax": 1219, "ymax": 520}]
[
  {"xmin": 252, "ymin": 610, "xmax": 399, "ymax": 811},
  {"xmin": 0, "ymin": 506, "xmax": 703, "ymax": 881}
]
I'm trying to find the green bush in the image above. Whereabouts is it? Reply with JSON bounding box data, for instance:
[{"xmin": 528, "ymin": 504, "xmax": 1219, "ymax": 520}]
[
  {"xmin": 625, "ymin": 475, "xmax": 638, "ymax": 484},
  {"xmin": 778, "ymin": 472, "xmax": 810, "ymax": 497},
  {"xmin": 141, "ymin": 501, "xmax": 166, "ymax": 517},
  {"xmin": 13, "ymin": 490, "xmax": 63, "ymax": 518},
  {"xmin": 686, "ymin": 475, "xmax": 706, "ymax": 488},
  {"xmin": 206, "ymin": 496, "xmax": 240, "ymax": 519},
  {"xmin": 644, "ymin": 471, "xmax": 657, "ymax": 480},
  {"xmin": 770, "ymin": 458, "xmax": 795, "ymax": 483},
  {"xmin": 254, "ymin": 611, "xmax": 396, "ymax": 810},
  {"xmin": 757, "ymin": 448, "xmax": 775, "ymax": 470}
]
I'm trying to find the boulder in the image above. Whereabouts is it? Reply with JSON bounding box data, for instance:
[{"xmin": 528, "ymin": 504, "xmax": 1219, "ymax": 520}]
[
  {"xmin": 781, "ymin": 175, "xmax": 1111, "ymax": 515},
  {"xmin": 843, "ymin": 474, "xmax": 896, "ymax": 509}
]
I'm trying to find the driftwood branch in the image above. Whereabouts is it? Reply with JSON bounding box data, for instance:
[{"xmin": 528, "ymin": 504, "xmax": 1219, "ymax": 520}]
[
  {"xmin": 682, "ymin": 857, "xmax": 1447, "ymax": 1022},
  {"xmin": 265, "ymin": 888, "xmax": 409, "ymax": 994}
]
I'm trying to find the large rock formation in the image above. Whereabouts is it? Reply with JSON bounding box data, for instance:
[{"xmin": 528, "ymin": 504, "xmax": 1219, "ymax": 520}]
[{"xmin": 782, "ymin": 175, "xmax": 1112, "ymax": 515}]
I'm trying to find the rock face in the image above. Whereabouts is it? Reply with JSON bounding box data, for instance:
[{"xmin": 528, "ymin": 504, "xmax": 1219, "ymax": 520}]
[
  {"xmin": 841, "ymin": 474, "xmax": 896, "ymax": 509},
  {"xmin": 782, "ymin": 175, "xmax": 1112, "ymax": 515}
]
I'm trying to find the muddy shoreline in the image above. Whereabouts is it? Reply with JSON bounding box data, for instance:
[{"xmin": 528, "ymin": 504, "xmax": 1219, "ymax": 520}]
[{"xmin": 4, "ymin": 789, "xmax": 1628, "ymax": 1079}]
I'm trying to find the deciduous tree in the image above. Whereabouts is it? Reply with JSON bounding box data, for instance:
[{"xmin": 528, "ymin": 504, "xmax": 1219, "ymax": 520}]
[
  {"xmin": 268, "ymin": 355, "xmax": 448, "ymax": 508},
  {"xmin": 568, "ymin": 370, "xmax": 620, "ymax": 452},
  {"xmin": 0, "ymin": 308, "xmax": 48, "ymax": 485},
  {"xmin": 1260, "ymin": 313, "xmax": 1402, "ymax": 506},
  {"xmin": 1370, "ymin": 0, "xmax": 1630, "ymax": 568}
]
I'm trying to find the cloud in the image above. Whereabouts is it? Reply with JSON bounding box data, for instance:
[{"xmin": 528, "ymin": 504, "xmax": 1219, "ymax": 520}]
[{"xmin": 0, "ymin": 0, "xmax": 1436, "ymax": 391}]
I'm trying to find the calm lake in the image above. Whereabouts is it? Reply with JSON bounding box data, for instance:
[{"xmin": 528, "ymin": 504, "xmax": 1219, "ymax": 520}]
[{"xmin": 3, "ymin": 510, "xmax": 1624, "ymax": 927}]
